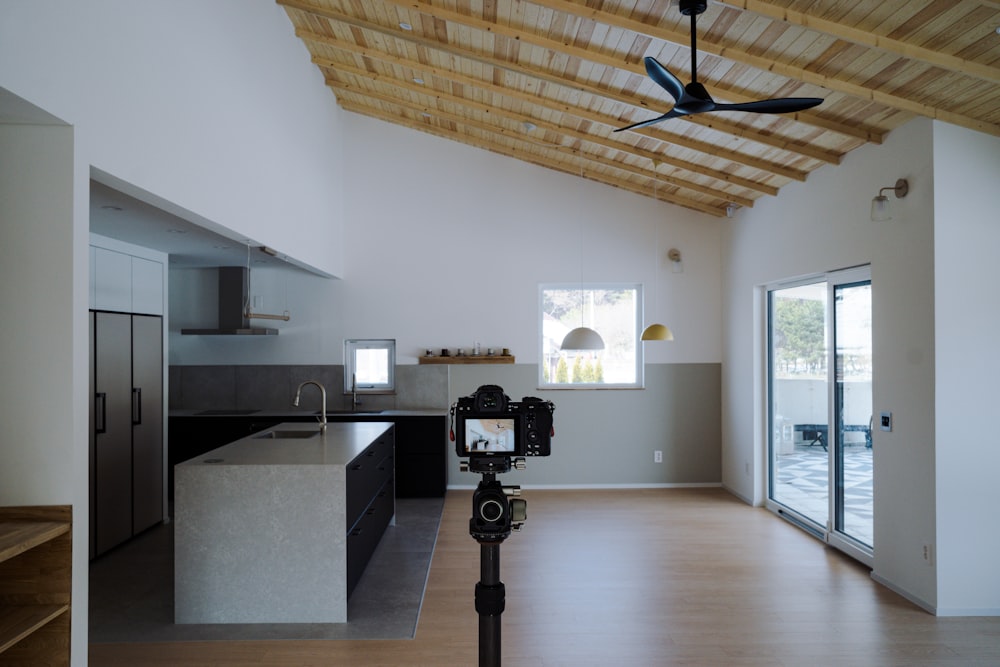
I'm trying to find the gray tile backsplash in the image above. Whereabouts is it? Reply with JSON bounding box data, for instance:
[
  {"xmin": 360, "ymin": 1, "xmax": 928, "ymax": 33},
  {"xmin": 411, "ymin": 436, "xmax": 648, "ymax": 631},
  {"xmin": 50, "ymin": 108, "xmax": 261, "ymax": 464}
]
[{"xmin": 170, "ymin": 364, "xmax": 449, "ymax": 411}]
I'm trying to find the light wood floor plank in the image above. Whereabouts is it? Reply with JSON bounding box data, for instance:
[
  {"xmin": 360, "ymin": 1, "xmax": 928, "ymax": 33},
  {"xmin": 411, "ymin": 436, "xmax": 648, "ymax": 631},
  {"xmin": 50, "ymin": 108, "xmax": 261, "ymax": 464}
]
[{"xmin": 90, "ymin": 489, "xmax": 1000, "ymax": 666}]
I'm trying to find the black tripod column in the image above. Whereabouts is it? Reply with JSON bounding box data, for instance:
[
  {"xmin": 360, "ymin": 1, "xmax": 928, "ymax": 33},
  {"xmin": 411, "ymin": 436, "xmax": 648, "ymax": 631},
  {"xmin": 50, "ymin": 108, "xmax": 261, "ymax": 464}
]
[{"xmin": 476, "ymin": 542, "xmax": 505, "ymax": 667}]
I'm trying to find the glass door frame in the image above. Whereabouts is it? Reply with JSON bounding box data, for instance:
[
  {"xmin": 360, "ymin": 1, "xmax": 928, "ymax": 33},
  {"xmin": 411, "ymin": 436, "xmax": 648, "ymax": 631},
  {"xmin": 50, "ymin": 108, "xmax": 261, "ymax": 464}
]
[
  {"xmin": 827, "ymin": 267, "xmax": 873, "ymax": 566},
  {"xmin": 764, "ymin": 266, "xmax": 873, "ymax": 567}
]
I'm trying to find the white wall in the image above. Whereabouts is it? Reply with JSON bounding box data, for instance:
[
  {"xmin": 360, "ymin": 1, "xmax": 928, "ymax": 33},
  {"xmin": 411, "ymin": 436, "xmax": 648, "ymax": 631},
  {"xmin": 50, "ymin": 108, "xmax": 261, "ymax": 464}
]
[
  {"xmin": 933, "ymin": 122, "xmax": 1000, "ymax": 615},
  {"xmin": 0, "ymin": 119, "xmax": 86, "ymax": 661},
  {"xmin": 0, "ymin": 0, "xmax": 344, "ymax": 277},
  {"xmin": 171, "ymin": 113, "xmax": 725, "ymax": 367},
  {"xmin": 721, "ymin": 118, "xmax": 938, "ymax": 608}
]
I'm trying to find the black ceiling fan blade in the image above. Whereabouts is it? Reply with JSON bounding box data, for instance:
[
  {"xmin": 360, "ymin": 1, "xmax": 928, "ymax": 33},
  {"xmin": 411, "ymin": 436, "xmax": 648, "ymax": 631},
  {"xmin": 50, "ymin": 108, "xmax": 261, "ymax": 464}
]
[
  {"xmin": 613, "ymin": 108, "xmax": 684, "ymax": 133},
  {"xmin": 643, "ymin": 57, "xmax": 685, "ymax": 104},
  {"xmin": 711, "ymin": 97, "xmax": 824, "ymax": 115}
]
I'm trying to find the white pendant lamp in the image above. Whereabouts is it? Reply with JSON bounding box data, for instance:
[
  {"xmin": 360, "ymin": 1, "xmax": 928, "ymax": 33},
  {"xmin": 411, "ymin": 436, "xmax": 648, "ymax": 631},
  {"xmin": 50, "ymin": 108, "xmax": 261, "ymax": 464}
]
[{"xmin": 561, "ymin": 326, "xmax": 605, "ymax": 351}]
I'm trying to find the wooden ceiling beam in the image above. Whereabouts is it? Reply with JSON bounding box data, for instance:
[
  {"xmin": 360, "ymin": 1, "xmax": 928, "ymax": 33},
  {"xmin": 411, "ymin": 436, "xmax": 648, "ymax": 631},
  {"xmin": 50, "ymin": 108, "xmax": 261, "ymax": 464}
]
[
  {"xmin": 679, "ymin": 114, "xmax": 839, "ymax": 165},
  {"xmin": 371, "ymin": 0, "xmax": 880, "ymax": 142},
  {"xmin": 302, "ymin": 30, "xmax": 839, "ymax": 166},
  {"xmin": 329, "ymin": 80, "xmax": 757, "ymax": 208},
  {"xmin": 336, "ymin": 98, "xmax": 727, "ymax": 216},
  {"xmin": 281, "ymin": 0, "xmax": 871, "ymax": 143},
  {"xmin": 715, "ymin": 0, "xmax": 1000, "ymax": 86},
  {"xmin": 292, "ymin": 26, "xmax": 840, "ymax": 164},
  {"xmin": 323, "ymin": 63, "xmax": 778, "ymax": 196},
  {"xmin": 529, "ymin": 0, "xmax": 1000, "ymax": 138},
  {"xmin": 308, "ymin": 40, "xmax": 809, "ymax": 181}
]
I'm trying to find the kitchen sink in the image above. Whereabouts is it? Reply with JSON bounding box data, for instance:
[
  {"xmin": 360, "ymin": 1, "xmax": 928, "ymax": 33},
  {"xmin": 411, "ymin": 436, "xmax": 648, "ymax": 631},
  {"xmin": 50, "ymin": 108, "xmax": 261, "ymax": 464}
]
[{"xmin": 254, "ymin": 430, "xmax": 321, "ymax": 439}]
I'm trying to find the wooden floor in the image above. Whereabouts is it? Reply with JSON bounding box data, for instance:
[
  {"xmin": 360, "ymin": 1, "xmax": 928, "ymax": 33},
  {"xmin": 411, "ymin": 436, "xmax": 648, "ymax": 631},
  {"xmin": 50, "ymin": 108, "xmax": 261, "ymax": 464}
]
[{"xmin": 90, "ymin": 488, "xmax": 1000, "ymax": 666}]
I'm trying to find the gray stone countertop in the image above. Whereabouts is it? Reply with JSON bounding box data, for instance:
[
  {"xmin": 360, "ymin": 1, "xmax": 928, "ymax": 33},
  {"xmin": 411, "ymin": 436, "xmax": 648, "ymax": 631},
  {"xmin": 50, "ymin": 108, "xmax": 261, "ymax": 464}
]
[{"xmin": 175, "ymin": 421, "xmax": 394, "ymax": 467}]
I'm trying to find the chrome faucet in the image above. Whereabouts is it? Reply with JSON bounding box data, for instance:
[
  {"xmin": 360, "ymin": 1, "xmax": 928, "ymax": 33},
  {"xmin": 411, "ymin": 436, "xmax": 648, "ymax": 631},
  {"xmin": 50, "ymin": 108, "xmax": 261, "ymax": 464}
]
[
  {"xmin": 293, "ymin": 380, "xmax": 327, "ymax": 432},
  {"xmin": 351, "ymin": 373, "xmax": 362, "ymax": 412}
]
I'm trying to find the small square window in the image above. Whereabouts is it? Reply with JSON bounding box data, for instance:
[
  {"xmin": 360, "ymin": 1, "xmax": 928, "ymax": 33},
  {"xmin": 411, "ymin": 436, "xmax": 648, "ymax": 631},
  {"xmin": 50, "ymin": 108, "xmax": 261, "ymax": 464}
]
[{"xmin": 345, "ymin": 339, "xmax": 395, "ymax": 393}]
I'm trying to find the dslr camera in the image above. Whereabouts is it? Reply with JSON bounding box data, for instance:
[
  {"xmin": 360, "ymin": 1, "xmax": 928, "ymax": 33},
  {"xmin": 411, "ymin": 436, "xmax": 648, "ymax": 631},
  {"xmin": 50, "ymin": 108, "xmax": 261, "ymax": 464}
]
[{"xmin": 452, "ymin": 384, "xmax": 555, "ymax": 460}]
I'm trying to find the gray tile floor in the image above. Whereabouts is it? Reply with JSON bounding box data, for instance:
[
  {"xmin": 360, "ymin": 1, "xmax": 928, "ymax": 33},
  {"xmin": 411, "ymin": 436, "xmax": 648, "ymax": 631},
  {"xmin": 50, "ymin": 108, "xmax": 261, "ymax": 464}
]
[{"xmin": 89, "ymin": 497, "xmax": 445, "ymax": 643}]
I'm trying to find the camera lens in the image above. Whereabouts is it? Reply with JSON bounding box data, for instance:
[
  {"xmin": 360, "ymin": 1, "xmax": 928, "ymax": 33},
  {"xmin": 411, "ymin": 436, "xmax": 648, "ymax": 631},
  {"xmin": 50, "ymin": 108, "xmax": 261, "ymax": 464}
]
[{"xmin": 479, "ymin": 498, "xmax": 505, "ymax": 522}]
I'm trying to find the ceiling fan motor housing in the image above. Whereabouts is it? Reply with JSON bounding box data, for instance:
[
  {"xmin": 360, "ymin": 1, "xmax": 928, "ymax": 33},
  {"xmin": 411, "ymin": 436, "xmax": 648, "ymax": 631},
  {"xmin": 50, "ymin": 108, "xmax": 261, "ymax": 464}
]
[{"xmin": 679, "ymin": 0, "xmax": 708, "ymax": 16}]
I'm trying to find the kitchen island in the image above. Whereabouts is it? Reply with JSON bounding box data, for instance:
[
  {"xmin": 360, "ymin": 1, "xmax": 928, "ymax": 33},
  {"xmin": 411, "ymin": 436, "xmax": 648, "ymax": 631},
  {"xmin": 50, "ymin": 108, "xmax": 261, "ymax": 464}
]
[{"xmin": 174, "ymin": 421, "xmax": 394, "ymax": 624}]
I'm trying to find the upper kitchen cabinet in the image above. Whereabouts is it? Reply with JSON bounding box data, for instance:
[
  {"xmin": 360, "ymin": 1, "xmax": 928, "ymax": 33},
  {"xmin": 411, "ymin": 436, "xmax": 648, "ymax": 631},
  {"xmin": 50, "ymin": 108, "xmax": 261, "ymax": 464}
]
[{"xmin": 90, "ymin": 235, "xmax": 165, "ymax": 315}]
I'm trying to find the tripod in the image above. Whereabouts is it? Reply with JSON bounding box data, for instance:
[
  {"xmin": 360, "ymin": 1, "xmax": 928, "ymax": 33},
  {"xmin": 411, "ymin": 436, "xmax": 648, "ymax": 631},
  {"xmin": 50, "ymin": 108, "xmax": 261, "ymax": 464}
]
[{"xmin": 463, "ymin": 456, "xmax": 527, "ymax": 667}]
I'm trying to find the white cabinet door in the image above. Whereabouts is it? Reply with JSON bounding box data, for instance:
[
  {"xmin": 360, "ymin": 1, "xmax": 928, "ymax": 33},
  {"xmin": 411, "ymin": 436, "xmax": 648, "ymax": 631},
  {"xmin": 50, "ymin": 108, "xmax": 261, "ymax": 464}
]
[
  {"xmin": 93, "ymin": 247, "xmax": 132, "ymax": 312},
  {"xmin": 131, "ymin": 256, "xmax": 163, "ymax": 315},
  {"xmin": 92, "ymin": 246, "xmax": 164, "ymax": 315}
]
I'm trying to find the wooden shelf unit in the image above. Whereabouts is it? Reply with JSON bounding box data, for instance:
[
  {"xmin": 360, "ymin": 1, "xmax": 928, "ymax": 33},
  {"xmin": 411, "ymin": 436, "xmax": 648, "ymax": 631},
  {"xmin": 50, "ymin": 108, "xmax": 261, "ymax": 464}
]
[
  {"xmin": 419, "ymin": 355, "xmax": 515, "ymax": 365},
  {"xmin": 0, "ymin": 506, "xmax": 72, "ymax": 666}
]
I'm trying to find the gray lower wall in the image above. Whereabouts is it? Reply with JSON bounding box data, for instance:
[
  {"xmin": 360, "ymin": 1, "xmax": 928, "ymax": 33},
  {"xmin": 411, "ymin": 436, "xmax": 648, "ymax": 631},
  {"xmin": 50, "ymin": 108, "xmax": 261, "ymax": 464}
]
[
  {"xmin": 169, "ymin": 362, "xmax": 721, "ymax": 488},
  {"xmin": 448, "ymin": 363, "xmax": 721, "ymax": 488}
]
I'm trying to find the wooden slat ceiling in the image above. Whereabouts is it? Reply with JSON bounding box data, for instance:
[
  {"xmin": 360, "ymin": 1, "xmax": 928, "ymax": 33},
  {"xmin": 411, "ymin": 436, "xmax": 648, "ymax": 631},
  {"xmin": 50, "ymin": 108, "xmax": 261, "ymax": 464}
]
[{"xmin": 278, "ymin": 0, "xmax": 1000, "ymax": 217}]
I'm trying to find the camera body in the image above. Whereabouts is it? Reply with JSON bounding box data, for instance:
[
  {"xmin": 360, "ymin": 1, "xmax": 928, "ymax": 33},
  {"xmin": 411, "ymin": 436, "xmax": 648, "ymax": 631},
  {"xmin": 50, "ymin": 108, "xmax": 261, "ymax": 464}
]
[{"xmin": 453, "ymin": 385, "xmax": 555, "ymax": 460}]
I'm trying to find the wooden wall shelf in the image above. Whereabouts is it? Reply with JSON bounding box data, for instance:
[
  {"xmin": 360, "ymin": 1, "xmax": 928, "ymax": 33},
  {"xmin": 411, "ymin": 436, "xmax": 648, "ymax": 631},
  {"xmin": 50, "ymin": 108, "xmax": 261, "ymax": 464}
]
[
  {"xmin": 0, "ymin": 505, "xmax": 72, "ymax": 666},
  {"xmin": 419, "ymin": 355, "xmax": 515, "ymax": 365}
]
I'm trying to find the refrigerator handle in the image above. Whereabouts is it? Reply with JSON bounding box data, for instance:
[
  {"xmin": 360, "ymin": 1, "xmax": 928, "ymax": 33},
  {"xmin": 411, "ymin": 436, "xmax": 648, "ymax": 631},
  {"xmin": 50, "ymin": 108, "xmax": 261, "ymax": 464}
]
[
  {"xmin": 132, "ymin": 387, "xmax": 142, "ymax": 425},
  {"xmin": 95, "ymin": 392, "xmax": 107, "ymax": 434}
]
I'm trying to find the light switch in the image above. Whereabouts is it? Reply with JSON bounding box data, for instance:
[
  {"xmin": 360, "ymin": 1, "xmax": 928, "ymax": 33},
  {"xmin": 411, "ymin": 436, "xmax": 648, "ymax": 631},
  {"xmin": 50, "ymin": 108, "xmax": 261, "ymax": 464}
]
[{"xmin": 880, "ymin": 411, "xmax": 892, "ymax": 432}]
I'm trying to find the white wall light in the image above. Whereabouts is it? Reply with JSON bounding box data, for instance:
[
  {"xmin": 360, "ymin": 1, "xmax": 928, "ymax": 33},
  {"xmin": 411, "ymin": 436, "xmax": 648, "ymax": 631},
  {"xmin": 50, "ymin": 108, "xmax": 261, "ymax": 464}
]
[{"xmin": 871, "ymin": 178, "xmax": 909, "ymax": 221}]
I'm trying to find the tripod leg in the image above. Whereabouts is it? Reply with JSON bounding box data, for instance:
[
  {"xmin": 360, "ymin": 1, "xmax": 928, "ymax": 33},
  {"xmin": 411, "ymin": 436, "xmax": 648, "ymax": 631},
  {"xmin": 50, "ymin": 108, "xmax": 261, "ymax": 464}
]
[{"xmin": 476, "ymin": 543, "xmax": 504, "ymax": 667}]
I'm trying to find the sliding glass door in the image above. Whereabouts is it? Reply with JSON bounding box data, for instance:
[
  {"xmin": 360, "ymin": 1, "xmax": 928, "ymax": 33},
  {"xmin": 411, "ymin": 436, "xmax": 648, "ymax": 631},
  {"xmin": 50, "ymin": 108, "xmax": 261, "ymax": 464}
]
[
  {"xmin": 832, "ymin": 279, "xmax": 873, "ymax": 551},
  {"xmin": 767, "ymin": 267, "xmax": 873, "ymax": 564}
]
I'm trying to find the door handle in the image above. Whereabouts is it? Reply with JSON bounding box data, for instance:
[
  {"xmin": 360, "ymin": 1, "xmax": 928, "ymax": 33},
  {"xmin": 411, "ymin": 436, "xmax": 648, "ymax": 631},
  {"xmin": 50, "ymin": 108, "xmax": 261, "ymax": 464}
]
[
  {"xmin": 95, "ymin": 392, "xmax": 107, "ymax": 434},
  {"xmin": 132, "ymin": 387, "xmax": 142, "ymax": 425}
]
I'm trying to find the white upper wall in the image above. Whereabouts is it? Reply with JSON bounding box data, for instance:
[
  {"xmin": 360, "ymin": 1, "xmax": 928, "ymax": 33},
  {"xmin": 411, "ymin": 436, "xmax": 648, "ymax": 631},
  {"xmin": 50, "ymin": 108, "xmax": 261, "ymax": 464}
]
[
  {"xmin": 170, "ymin": 111, "xmax": 724, "ymax": 366},
  {"xmin": 932, "ymin": 122, "xmax": 1000, "ymax": 615},
  {"xmin": 0, "ymin": 0, "xmax": 345, "ymax": 276}
]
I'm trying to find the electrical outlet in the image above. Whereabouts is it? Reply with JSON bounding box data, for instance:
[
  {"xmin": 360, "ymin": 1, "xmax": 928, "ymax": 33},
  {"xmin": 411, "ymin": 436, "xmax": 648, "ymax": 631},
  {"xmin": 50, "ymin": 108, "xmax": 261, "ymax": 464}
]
[{"xmin": 654, "ymin": 450, "xmax": 663, "ymax": 463}]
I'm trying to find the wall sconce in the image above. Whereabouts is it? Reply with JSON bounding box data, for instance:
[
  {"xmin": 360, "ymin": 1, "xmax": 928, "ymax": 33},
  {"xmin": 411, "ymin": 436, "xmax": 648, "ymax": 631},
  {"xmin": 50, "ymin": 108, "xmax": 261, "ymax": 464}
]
[{"xmin": 871, "ymin": 178, "xmax": 909, "ymax": 221}]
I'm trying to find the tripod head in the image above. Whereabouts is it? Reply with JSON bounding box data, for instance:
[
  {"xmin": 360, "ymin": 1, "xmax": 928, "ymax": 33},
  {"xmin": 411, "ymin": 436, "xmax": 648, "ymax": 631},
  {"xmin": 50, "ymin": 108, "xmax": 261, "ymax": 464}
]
[{"xmin": 461, "ymin": 456, "xmax": 528, "ymax": 543}]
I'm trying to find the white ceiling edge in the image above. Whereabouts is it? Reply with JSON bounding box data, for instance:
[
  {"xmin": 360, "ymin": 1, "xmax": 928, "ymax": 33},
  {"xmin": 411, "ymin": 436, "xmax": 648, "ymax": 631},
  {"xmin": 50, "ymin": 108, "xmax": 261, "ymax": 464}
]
[
  {"xmin": 90, "ymin": 169, "xmax": 333, "ymax": 276},
  {"xmin": 2, "ymin": 87, "xmax": 332, "ymax": 276},
  {"xmin": 0, "ymin": 86, "xmax": 66, "ymax": 125}
]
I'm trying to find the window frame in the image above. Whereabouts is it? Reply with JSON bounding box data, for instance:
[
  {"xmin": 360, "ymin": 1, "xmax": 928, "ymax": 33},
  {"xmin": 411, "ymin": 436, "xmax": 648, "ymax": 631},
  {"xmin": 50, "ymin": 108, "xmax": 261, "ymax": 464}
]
[
  {"xmin": 538, "ymin": 282, "xmax": 644, "ymax": 390},
  {"xmin": 344, "ymin": 338, "xmax": 396, "ymax": 394}
]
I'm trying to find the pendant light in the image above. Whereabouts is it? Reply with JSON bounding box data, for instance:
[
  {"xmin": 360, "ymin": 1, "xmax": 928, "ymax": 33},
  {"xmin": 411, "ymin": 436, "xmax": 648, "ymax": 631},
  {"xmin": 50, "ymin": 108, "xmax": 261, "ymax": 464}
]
[
  {"xmin": 561, "ymin": 326, "xmax": 605, "ymax": 350},
  {"xmin": 640, "ymin": 179, "xmax": 674, "ymax": 342},
  {"xmin": 560, "ymin": 167, "xmax": 605, "ymax": 351}
]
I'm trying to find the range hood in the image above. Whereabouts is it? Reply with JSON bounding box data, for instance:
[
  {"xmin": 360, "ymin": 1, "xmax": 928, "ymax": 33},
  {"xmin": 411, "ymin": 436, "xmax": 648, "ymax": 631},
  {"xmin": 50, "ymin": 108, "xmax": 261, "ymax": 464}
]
[{"xmin": 181, "ymin": 267, "xmax": 279, "ymax": 335}]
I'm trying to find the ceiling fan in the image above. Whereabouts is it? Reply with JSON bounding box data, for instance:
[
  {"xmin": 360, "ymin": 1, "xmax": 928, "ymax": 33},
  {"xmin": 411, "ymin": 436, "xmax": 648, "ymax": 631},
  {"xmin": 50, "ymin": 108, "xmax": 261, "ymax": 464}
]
[{"xmin": 615, "ymin": 0, "xmax": 823, "ymax": 133}]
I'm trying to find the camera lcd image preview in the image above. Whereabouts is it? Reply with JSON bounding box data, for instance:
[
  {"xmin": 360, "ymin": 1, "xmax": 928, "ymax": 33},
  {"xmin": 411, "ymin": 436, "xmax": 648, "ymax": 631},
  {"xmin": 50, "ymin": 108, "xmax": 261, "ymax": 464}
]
[{"xmin": 464, "ymin": 418, "xmax": 516, "ymax": 453}]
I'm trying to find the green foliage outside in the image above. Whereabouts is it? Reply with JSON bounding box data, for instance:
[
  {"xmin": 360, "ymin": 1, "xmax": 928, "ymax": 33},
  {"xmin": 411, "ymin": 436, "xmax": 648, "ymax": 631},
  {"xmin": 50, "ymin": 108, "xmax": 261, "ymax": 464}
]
[
  {"xmin": 773, "ymin": 297, "xmax": 825, "ymax": 375},
  {"xmin": 555, "ymin": 356, "xmax": 569, "ymax": 383}
]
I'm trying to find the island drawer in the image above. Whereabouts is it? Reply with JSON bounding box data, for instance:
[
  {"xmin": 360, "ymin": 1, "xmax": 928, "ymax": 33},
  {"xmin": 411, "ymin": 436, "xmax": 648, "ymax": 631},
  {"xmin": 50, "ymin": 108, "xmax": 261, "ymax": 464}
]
[
  {"xmin": 346, "ymin": 475, "xmax": 394, "ymax": 597},
  {"xmin": 346, "ymin": 432, "xmax": 394, "ymax": 525}
]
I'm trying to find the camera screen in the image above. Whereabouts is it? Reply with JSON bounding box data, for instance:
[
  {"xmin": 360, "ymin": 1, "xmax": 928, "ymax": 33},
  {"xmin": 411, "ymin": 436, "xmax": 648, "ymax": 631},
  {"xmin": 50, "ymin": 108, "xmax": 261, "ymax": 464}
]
[{"xmin": 463, "ymin": 418, "xmax": 516, "ymax": 453}]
